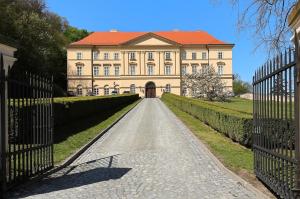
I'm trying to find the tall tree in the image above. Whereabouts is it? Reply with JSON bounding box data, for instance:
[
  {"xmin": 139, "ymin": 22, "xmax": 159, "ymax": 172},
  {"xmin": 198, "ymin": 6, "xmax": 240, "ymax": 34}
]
[{"xmin": 0, "ymin": 0, "xmax": 90, "ymax": 96}]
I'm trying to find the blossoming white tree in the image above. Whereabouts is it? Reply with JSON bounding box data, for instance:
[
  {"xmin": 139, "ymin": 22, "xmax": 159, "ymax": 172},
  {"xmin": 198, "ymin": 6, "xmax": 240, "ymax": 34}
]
[{"xmin": 183, "ymin": 65, "xmax": 228, "ymax": 101}]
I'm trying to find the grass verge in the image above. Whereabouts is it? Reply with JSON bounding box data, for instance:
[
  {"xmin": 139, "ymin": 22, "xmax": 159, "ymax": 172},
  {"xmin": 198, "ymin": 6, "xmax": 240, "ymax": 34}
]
[
  {"xmin": 53, "ymin": 99, "xmax": 141, "ymax": 164},
  {"xmin": 162, "ymin": 99, "xmax": 275, "ymax": 198}
]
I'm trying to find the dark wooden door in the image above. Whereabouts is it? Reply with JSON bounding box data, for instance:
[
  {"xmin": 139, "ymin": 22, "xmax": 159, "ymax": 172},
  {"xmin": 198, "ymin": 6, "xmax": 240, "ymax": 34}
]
[{"xmin": 145, "ymin": 82, "xmax": 156, "ymax": 98}]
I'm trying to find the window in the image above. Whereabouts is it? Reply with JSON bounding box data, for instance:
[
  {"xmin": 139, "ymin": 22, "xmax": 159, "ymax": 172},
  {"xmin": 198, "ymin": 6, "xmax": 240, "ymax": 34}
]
[
  {"xmin": 130, "ymin": 84, "xmax": 135, "ymax": 94},
  {"xmin": 77, "ymin": 85, "xmax": 82, "ymax": 96},
  {"xmin": 218, "ymin": 65, "xmax": 224, "ymax": 75},
  {"xmin": 147, "ymin": 64, "xmax": 154, "ymax": 75},
  {"xmin": 114, "ymin": 66, "xmax": 120, "ymax": 76},
  {"xmin": 165, "ymin": 52, "xmax": 171, "ymax": 60},
  {"xmin": 165, "ymin": 84, "xmax": 171, "ymax": 93},
  {"xmin": 192, "ymin": 52, "xmax": 197, "ymax": 60},
  {"xmin": 104, "ymin": 86, "xmax": 109, "ymax": 95},
  {"xmin": 148, "ymin": 52, "xmax": 153, "ymax": 60},
  {"xmin": 104, "ymin": 66, "xmax": 109, "ymax": 76},
  {"xmin": 104, "ymin": 53, "xmax": 109, "ymax": 60},
  {"xmin": 76, "ymin": 65, "xmax": 83, "ymax": 76},
  {"xmin": 181, "ymin": 52, "xmax": 186, "ymax": 60},
  {"xmin": 165, "ymin": 65, "xmax": 171, "ymax": 75},
  {"xmin": 218, "ymin": 52, "xmax": 223, "ymax": 59},
  {"xmin": 93, "ymin": 66, "xmax": 99, "ymax": 76},
  {"xmin": 181, "ymin": 65, "xmax": 187, "ymax": 75},
  {"xmin": 93, "ymin": 87, "xmax": 99, "ymax": 96},
  {"xmin": 202, "ymin": 52, "xmax": 207, "ymax": 60},
  {"xmin": 114, "ymin": 53, "xmax": 119, "ymax": 60},
  {"xmin": 192, "ymin": 65, "xmax": 197, "ymax": 74},
  {"xmin": 129, "ymin": 52, "xmax": 135, "ymax": 60},
  {"xmin": 76, "ymin": 52, "xmax": 82, "ymax": 60},
  {"xmin": 93, "ymin": 51, "xmax": 99, "ymax": 60},
  {"xmin": 129, "ymin": 64, "xmax": 136, "ymax": 75}
]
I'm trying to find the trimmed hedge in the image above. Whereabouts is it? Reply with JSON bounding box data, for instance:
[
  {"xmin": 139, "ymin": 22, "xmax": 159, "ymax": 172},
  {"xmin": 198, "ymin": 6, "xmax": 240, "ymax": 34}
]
[
  {"xmin": 161, "ymin": 93, "xmax": 253, "ymax": 147},
  {"xmin": 54, "ymin": 94, "xmax": 140, "ymax": 127}
]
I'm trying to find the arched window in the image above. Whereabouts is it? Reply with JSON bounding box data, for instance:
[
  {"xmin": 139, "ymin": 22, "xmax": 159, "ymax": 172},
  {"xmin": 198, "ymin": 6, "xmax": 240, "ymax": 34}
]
[
  {"xmin": 104, "ymin": 85, "xmax": 109, "ymax": 95},
  {"xmin": 77, "ymin": 85, "xmax": 83, "ymax": 96},
  {"xmin": 165, "ymin": 84, "xmax": 171, "ymax": 93},
  {"xmin": 93, "ymin": 85, "xmax": 99, "ymax": 96},
  {"xmin": 130, "ymin": 84, "xmax": 135, "ymax": 94}
]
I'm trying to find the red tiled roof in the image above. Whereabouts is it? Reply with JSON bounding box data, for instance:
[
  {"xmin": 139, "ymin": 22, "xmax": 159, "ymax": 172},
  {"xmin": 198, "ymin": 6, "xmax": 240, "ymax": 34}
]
[{"xmin": 70, "ymin": 31, "xmax": 230, "ymax": 46}]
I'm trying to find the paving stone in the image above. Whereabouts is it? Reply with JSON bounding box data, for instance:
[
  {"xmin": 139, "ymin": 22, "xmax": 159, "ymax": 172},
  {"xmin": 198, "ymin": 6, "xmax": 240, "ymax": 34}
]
[{"xmin": 10, "ymin": 98, "xmax": 264, "ymax": 199}]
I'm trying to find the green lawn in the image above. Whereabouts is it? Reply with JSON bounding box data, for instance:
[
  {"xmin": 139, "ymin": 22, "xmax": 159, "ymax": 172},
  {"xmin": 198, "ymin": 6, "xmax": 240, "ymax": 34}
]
[
  {"xmin": 198, "ymin": 97, "xmax": 253, "ymax": 115},
  {"xmin": 162, "ymin": 99, "xmax": 253, "ymax": 173},
  {"xmin": 53, "ymin": 99, "xmax": 141, "ymax": 164}
]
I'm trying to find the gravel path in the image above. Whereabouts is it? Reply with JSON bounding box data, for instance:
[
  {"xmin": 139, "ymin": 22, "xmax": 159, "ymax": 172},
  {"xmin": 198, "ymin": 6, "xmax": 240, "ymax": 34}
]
[{"xmin": 11, "ymin": 98, "xmax": 265, "ymax": 199}]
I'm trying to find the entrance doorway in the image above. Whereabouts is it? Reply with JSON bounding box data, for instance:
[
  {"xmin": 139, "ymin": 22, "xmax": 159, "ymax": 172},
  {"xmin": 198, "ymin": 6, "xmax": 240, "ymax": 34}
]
[{"xmin": 145, "ymin": 82, "xmax": 156, "ymax": 98}]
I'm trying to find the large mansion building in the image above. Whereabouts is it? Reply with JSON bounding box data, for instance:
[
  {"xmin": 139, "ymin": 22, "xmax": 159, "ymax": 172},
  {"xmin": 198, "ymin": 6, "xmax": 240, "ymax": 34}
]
[{"xmin": 67, "ymin": 30, "xmax": 234, "ymax": 97}]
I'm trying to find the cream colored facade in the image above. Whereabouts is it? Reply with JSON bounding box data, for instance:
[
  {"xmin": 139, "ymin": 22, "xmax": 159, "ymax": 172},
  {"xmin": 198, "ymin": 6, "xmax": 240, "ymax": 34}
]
[{"xmin": 67, "ymin": 33, "xmax": 234, "ymax": 97}]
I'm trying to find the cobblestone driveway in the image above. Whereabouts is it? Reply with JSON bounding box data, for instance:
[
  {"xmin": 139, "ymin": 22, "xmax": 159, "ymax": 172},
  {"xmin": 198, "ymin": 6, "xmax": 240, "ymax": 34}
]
[{"xmin": 11, "ymin": 98, "xmax": 265, "ymax": 199}]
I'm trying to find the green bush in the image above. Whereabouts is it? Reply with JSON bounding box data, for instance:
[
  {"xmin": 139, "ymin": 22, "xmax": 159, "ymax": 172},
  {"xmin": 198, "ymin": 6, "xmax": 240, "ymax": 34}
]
[
  {"xmin": 161, "ymin": 93, "xmax": 253, "ymax": 147},
  {"xmin": 54, "ymin": 94, "xmax": 140, "ymax": 127}
]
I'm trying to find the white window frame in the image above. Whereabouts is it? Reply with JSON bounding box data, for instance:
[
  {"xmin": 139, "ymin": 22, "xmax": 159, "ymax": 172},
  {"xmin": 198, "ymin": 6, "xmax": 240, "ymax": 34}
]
[
  {"xmin": 76, "ymin": 65, "xmax": 83, "ymax": 76},
  {"xmin": 147, "ymin": 64, "xmax": 154, "ymax": 75},
  {"xmin": 114, "ymin": 53, "xmax": 119, "ymax": 60},
  {"xmin": 93, "ymin": 66, "xmax": 99, "ymax": 76},
  {"xmin": 114, "ymin": 66, "xmax": 120, "ymax": 76},
  {"xmin": 202, "ymin": 64, "xmax": 208, "ymax": 73},
  {"xmin": 93, "ymin": 51, "xmax": 99, "ymax": 60},
  {"xmin": 202, "ymin": 52, "xmax": 207, "ymax": 60},
  {"xmin": 192, "ymin": 52, "xmax": 197, "ymax": 60},
  {"xmin": 165, "ymin": 65, "xmax": 171, "ymax": 75},
  {"xmin": 76, "ymin": 52, "xmax": 82, "ymax": 60},
  {"xmin": 104, "ymin": 66, "xmax": 109, "ymax": 76},
  {"xmin": 165, "ymin": 52, "xmax": 171, "ymax": 60},
  {"xmin": 93, "ymin": 87, "xmax": 99, "ymax": 96},
  {"xmin": 104, "ymin": 86, "xmax": 109, "ymax": 95},
  {"xmin": 129, "ymin": 52, "xmax": 135, "ymax": 60},
  {"xmin": 192, "ymin": 65, "xmax": 197, "ymax": 74},
  {"xmin": 129, "ymin": 64, "xmax": 136, "ymax": 75},
  {"xmin": 181, "ymin": 52, "xmax": 186, "ymax": 60},
  {"xmin": 130, "ymin": 84, "xmax": 135, "ymax": 94},
  {"xmin": 165, "ymin": 84, "xmax": 171, "ymax": 93},
  {"xmin": 218, "ymin": 52, "xmax": 223, "ymax": 59},
  {"xmin": 218, "ymin": 65, "xmax": 224, "ymax": 75},
  {"xmin": 148, "ymin": 52, "xmax": 153, "ymax": 60},
  {"xmin": 104, "ymin": 53, "xmax": 109, "ymax": 60}
]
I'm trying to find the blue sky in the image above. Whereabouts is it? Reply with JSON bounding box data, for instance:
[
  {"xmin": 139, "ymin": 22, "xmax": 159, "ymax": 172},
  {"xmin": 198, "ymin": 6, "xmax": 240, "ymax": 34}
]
[{"xmin": 46, "ymin": 0, "xmax": 271, "ymax": 82}]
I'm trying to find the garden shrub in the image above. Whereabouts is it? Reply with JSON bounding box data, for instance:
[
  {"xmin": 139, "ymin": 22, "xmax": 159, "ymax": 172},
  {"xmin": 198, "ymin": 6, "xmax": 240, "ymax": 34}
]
[
  {"xmin": 53, "ymin": 94, "xmax": 139, "ymax": 127},
  {"xmin": 161, "ymin": 93, "xmax": 253, "ymax": 147}
]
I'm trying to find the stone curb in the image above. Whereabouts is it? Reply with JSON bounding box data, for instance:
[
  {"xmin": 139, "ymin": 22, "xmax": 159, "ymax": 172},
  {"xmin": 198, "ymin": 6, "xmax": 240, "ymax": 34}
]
[{"xmin": 7, "ymin": 99, "xmax": 141, "ymax": 196}]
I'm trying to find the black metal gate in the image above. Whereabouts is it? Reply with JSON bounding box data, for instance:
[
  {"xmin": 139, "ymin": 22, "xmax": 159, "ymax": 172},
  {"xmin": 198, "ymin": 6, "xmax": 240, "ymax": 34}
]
[
  {"xmin": 253, "ymin": 41, "xmax": 300, "ymax": 198},
  {"xmin": 0, "ymin": 53, "xmax": 54, "ymax": 194}
]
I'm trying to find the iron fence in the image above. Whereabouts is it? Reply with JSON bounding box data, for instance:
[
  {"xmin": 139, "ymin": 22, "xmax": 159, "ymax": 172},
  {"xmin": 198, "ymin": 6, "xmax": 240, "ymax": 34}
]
[
  {"xmin": 253, "ymin": 46, "xmax": 299, "ymax": 198},
  {"xmin": 0, "ymin": 53, "xmax": 54, "ymax": 194}
]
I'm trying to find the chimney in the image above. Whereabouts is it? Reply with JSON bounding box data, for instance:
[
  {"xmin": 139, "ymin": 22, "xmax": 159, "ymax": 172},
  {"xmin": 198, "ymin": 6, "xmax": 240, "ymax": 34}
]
[{"xmin": 110, "ymin": 29, "xmax": 118, "ymax": 32}]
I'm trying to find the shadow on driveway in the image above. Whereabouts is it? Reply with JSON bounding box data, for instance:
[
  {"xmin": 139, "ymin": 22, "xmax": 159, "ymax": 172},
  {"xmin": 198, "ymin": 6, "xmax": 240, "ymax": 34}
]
[{"xmin": 9, "ymin": 155, "xmax": 131, "ymax": 198}]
